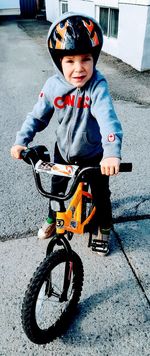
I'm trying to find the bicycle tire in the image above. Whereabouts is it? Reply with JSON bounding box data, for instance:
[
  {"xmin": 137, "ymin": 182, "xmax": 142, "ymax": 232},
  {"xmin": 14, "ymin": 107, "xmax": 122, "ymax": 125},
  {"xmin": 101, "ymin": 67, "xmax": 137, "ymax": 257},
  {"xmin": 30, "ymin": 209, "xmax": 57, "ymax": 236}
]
[{"xmin": 21, "ymin": 249, "xmax": 84, "ymax": 344}]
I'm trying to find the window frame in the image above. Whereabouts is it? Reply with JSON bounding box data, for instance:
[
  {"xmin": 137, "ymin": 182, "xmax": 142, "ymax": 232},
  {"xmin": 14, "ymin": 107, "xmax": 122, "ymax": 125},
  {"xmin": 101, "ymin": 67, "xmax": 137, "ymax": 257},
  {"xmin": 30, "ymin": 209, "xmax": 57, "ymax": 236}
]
[
  {"xmin": 98, "ymin": 6, "xmax": 119, "ymax": 39},
  {"xmin": 59, "ymin": 0, "xmax": 68, "ymax": 15}
]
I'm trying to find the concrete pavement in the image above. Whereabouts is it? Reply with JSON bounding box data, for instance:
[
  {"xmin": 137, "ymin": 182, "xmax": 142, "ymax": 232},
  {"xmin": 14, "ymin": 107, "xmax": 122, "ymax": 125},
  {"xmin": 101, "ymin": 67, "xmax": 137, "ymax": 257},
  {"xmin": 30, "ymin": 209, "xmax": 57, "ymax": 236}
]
[
  {"xmin": 0, "ymin": 225, "xmax": 150, "ymax": 355},
  {"xmin": 0, "ymin": 18, "xmax": 150, "ymax": 355}
]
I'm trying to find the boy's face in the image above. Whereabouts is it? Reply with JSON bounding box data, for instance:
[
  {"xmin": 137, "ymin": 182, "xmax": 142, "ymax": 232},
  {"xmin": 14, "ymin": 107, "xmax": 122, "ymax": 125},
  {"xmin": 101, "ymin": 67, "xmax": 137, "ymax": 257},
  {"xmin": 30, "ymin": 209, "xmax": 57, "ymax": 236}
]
[{"xmin": 61, "ymin": 53, "xmax": 94, "ymax": 88}]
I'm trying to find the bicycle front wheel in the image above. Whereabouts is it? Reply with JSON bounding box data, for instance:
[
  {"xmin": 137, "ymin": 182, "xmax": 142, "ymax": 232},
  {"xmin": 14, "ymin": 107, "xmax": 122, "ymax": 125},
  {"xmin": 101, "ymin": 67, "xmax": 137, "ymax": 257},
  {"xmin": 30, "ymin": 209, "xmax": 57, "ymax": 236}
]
[{"xmin": 21, "ymin": 249, "xmax": 84, "ymax": 344}]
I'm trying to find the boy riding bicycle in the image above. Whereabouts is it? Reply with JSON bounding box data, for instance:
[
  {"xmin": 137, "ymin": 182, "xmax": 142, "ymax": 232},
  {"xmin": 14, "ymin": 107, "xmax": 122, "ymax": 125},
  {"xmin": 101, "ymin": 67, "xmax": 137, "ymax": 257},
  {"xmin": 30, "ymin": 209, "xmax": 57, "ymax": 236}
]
[{"xmin": 11, "ymin": 12, "xmax": 123, "ymax": 255}]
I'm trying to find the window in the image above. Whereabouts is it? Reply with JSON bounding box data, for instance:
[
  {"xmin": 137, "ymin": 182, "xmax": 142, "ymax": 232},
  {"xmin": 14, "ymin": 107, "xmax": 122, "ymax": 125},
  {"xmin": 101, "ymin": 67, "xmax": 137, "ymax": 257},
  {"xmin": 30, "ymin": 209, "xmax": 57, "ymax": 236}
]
[
  {"xmin": 109, "ymin": 9, "xmax": 119, "ymax": 37},
  {"xmin": 60, "ymin": 1, "xmax": 68, "ymax": 15},
  {"xmin": 99, "ymin": 7, "xmax": 119, "ymax": 38},
  {"xmin": 99, "ymin": 8, "xmax": 108, "ymax": 36}
]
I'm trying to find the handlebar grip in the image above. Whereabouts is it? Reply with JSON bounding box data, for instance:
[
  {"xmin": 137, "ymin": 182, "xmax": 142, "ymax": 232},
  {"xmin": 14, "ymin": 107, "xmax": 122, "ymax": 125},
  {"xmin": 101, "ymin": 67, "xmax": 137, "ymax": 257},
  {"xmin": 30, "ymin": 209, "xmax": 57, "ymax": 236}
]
[
  {"xmin": 20, "ymin": 146, "xmax": 50, "ymax": 165},
  {"xmin": 119, "ymin": 163, "xmax": 132, "ymax": 172},
  {"xmin": 20, "ymin": 149, "xmax": 32, "ymax": 164}
]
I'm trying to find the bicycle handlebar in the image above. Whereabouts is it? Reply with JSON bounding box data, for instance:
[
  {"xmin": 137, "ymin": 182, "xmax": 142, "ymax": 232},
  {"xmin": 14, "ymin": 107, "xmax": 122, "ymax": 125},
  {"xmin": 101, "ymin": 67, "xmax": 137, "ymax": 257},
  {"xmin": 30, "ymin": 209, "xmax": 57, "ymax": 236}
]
[
  {"xmin": 20, "ymin": 147, "xmax": 132, "ymax": 201},
  {"xmin": 118, "ymin": 163, "xmax": 132, "ymax": 172}
]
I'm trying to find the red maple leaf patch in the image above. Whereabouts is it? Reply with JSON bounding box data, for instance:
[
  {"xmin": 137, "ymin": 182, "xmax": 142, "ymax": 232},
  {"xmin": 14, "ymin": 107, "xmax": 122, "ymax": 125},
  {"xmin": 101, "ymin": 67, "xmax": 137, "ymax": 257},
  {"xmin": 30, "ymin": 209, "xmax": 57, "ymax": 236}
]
[
  {"xmin": 39, "ymin": 91, "xmax": 44, "ymax": 98},
  {"xmin": 108, "ymin": 133, "xmax": 115, "ymax": 142}
]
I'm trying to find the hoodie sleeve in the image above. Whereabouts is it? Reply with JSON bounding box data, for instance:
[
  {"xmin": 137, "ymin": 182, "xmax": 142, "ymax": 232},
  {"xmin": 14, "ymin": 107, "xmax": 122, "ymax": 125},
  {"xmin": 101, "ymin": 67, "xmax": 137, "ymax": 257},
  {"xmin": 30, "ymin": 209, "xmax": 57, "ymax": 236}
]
[
  {"xmin": 91, "ymin": 78, "xmax": 123, "ymax": 159},
  {"xmin": 14, "ymin": 80, "xmax": 54, "ymax": 146}
]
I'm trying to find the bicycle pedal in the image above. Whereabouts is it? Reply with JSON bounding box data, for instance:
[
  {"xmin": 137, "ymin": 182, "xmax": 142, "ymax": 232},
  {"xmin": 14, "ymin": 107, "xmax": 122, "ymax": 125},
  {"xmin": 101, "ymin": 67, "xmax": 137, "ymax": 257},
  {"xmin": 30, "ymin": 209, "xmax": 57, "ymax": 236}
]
[{"xmin": 90, "ymin": 239, "xmax": 108, "ymax": 253}]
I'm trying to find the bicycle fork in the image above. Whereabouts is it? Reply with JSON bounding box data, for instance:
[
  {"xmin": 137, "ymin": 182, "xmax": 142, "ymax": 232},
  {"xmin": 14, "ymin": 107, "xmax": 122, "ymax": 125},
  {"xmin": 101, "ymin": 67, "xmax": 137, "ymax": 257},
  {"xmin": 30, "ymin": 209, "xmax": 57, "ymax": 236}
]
[
  {"xmin": 59, "ymin": 260, "xmax": 73, "ymax": 302},
  {"xmin": 46, "ymin": 234, "xmax": 74, "ymax": 302}
]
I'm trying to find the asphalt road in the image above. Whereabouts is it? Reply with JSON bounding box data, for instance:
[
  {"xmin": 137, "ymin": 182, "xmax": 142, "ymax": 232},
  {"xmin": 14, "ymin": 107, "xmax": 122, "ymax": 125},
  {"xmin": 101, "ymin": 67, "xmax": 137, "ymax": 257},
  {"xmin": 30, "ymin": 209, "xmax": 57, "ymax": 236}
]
[{"xmin": 0, "ymin": 19, "xmax": 150, "ymax": 356}]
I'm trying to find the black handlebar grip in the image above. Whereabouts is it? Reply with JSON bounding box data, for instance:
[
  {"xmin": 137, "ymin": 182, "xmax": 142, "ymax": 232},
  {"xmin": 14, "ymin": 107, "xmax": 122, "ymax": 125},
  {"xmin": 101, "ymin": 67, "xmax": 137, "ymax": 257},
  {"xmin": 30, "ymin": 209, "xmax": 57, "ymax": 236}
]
[
  {"xmin": 20, "ymin": 146, "xmax": 50, "ymax": 165},
  {"xmin": 20, "ymin": 148, "xmax": 32, "ymax": 164},
  {"xmin": 119, "ymin": 163, "xmax": 132, "ymax": 172}
]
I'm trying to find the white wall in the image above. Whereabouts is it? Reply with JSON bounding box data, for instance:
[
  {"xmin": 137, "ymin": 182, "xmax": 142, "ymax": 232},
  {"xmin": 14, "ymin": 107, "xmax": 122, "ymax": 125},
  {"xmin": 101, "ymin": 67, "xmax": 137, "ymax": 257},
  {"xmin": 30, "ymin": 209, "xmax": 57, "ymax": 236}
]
[
  {"xmin": 95, "ymin": 2, "xmax": 119, "ymax": 58},
  {"xmin": 95, "ymin": 0, "xmax": 118, "ymax": 7},
  {"xmin": 45, "ymin": 0, "xmax": 150, "ymax": 70},
  {"xmin": 45, "ymin": 0, "xmax": 59, "ymax": 22},
  {"xmin": 68, "ymin": 0, "xmax": 94, "ymax": 15},
  {"xmin": 95, "ymin": 0, "xmax": 150, "ymax": 70},
  {"xmin": 0, "ymin": 0, "xmax": 20, "ymax": 8},
  {"xmin": 118, "ymin": 3, "xmax": 148, "ymax": 70},
  {"xmin": 0, "ymin": 0, "xmax": 20, "ymax": 14},
  {"xmin": 119, "ymin": 0, "xmax": 150, "ymax": 5},
  {"xmin": 45, "ymin": 0, "xmax": 95, "ymax": 22}
]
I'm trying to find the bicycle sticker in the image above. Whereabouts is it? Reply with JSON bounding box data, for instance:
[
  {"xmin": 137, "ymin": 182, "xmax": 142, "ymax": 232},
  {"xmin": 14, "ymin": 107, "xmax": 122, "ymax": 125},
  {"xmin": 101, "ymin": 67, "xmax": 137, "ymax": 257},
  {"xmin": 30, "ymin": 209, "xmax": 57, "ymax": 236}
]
[
  {"xmin": 35, "ymin": 160, "xmax": 79, "ymax": 177},
  {"xmin": 70, "ymin": 220, "xmax": 77, "ymax": 228},
  {"xmin": 56, "ymin": 219, "xmax": 64, "ymax": 228}
]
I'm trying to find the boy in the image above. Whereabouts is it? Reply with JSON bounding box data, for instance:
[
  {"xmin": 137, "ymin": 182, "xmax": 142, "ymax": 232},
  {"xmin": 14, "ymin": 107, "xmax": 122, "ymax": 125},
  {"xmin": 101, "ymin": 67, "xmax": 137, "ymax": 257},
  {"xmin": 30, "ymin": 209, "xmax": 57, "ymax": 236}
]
[{"xmin": 11, "ymin": 12, "xmax": 123, "ymax": 255}]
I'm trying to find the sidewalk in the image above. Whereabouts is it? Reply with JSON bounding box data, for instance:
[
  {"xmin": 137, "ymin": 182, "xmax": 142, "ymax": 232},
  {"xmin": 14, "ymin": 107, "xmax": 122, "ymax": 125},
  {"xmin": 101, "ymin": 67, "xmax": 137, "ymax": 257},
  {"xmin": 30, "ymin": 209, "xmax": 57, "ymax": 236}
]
[
  {"xmin": 0, "ymin": 18, "xmax": 150, "ymax": 355},
  {"xmin": 0, "ymin": 226, "xmax": 150, "ymax": 356}
]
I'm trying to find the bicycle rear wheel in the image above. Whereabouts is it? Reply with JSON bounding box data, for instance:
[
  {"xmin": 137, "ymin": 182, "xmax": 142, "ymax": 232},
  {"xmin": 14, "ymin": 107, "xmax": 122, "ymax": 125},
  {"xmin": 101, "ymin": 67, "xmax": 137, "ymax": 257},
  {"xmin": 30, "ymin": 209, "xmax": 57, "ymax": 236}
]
[{"xmin": 21, "ymin": 249, "xmax": 84, "ymax": 344}]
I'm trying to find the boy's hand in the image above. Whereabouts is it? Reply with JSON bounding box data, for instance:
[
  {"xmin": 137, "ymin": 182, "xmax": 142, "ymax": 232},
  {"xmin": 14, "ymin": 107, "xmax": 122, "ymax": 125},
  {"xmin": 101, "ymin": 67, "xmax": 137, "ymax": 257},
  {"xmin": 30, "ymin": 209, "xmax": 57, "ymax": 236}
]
[
  {"xmin": 100, "ymin": 157, "xmax": 120, "ymax": 176},
  {"xmin": 10, "ymin": 145, "xmax": 27, "ymax": 159}
]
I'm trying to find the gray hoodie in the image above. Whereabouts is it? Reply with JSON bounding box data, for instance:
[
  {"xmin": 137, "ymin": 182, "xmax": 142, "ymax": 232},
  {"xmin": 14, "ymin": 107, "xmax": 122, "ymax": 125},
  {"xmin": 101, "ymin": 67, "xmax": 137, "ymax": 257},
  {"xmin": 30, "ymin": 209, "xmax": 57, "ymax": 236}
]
[{"xmin": 15, "ymin": 12, "xmax": 123, "ymax": 162}]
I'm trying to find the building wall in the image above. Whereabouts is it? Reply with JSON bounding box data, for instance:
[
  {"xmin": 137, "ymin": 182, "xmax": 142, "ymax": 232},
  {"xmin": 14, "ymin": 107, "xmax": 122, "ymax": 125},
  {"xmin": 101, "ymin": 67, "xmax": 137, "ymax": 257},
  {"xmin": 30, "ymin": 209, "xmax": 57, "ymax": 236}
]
[
  {"xmin": 119, "ymin": 0, "xmax": 150, "ymax": 5},
  {"xmin": 95, "ymin": 0, "xmax": 150, "ymax": 70},
  {"xmin": 95, "ymin": 1, "xmax": 119, "ymax": 58},
  {"xmin": 118, "ymin": 3, "xmax": 148, "ymax": 71},
  {"xmin": 45, "ymin": 0, "xmax": 150, "ymax": 71},
  {"xmin": 45, "ymin": 0, "xmax": 95, "ymax": 21},
  {"xmin": 45, "ymin": 0, "xmax": 59, "ymax": 22},
  {"xmin": 69, "ymin": 0, "xmax": 94, "ymax": 15},
  {"xmin": 95, "ymin": 0, "xmax": 118, "ymax": 7},
  {"xmin": 0, "ymin": 0, "xmax": 20, "ymax": 15}
]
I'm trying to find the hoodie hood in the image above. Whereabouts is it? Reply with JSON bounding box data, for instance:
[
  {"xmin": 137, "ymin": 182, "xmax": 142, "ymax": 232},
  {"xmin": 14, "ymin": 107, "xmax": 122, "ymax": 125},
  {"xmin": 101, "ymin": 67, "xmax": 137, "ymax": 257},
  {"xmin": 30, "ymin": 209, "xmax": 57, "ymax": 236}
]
[{"xmin": 47, "ymin": 12, "xmax": 103, "ymax": 75}]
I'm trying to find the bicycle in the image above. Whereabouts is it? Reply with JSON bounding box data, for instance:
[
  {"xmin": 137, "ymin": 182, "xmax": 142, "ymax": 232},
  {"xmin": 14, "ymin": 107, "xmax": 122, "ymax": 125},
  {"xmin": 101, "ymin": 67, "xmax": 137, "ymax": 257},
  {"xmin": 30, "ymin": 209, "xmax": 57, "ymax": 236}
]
[{"xmin": 20, "ymin": 145, "xmax": 132, "ymax": 344}]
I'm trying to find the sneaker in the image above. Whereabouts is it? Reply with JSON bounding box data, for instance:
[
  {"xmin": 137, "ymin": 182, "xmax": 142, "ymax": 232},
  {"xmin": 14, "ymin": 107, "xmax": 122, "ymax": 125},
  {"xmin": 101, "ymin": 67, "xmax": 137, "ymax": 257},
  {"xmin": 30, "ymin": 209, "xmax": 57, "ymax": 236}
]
[
  {"xmin": 38, "ymin": 218, "xmax": 56, "ymax": 240},
  {"xmin": 91, "ymin": 228, "xmax": 110, "ymax": 256}
]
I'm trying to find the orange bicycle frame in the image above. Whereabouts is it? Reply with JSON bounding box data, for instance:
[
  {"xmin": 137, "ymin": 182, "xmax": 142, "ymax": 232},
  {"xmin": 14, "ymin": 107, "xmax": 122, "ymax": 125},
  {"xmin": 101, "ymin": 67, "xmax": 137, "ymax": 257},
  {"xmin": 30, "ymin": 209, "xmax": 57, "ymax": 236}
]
[{"xmin": 56, "ymin": 182, "xmax": 96, "ymax": 235}]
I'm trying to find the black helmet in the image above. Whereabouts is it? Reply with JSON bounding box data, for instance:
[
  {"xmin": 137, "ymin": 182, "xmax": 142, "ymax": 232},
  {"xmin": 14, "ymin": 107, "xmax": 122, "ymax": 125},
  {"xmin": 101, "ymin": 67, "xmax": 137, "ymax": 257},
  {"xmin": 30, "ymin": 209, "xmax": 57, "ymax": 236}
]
[{"xmin": 48, "ymin": 15, "xmax": 103, "ymax": 69}]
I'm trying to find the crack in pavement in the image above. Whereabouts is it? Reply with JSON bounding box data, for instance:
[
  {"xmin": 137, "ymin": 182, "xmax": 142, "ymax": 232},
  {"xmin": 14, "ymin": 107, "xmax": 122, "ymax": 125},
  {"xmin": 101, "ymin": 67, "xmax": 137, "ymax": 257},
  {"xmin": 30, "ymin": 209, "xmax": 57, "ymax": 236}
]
[
  {"xmin": 113, "ymin": 96, "xmax": 150, "ymax": 107},
  {"xmin": 0, "ymin": 215, "xmax": 149, "ymax": 242},
  {"xmin": 113, "ymin": 227, "xmax": 150, "ymax": 306},
  {"xmin": 133, "ymin": 198, "xmax": 150, "ymax": 213},
  {"xmin": 1, "ymin": 213, "xmax": 149, "ymax": 306},
  {"xmin": 0, "ymin": 229, "xmax": 37, "ymax": 242},
  {"xmin": 113, "ymin": 214, "xmax": 150, "ymax": 224}
]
